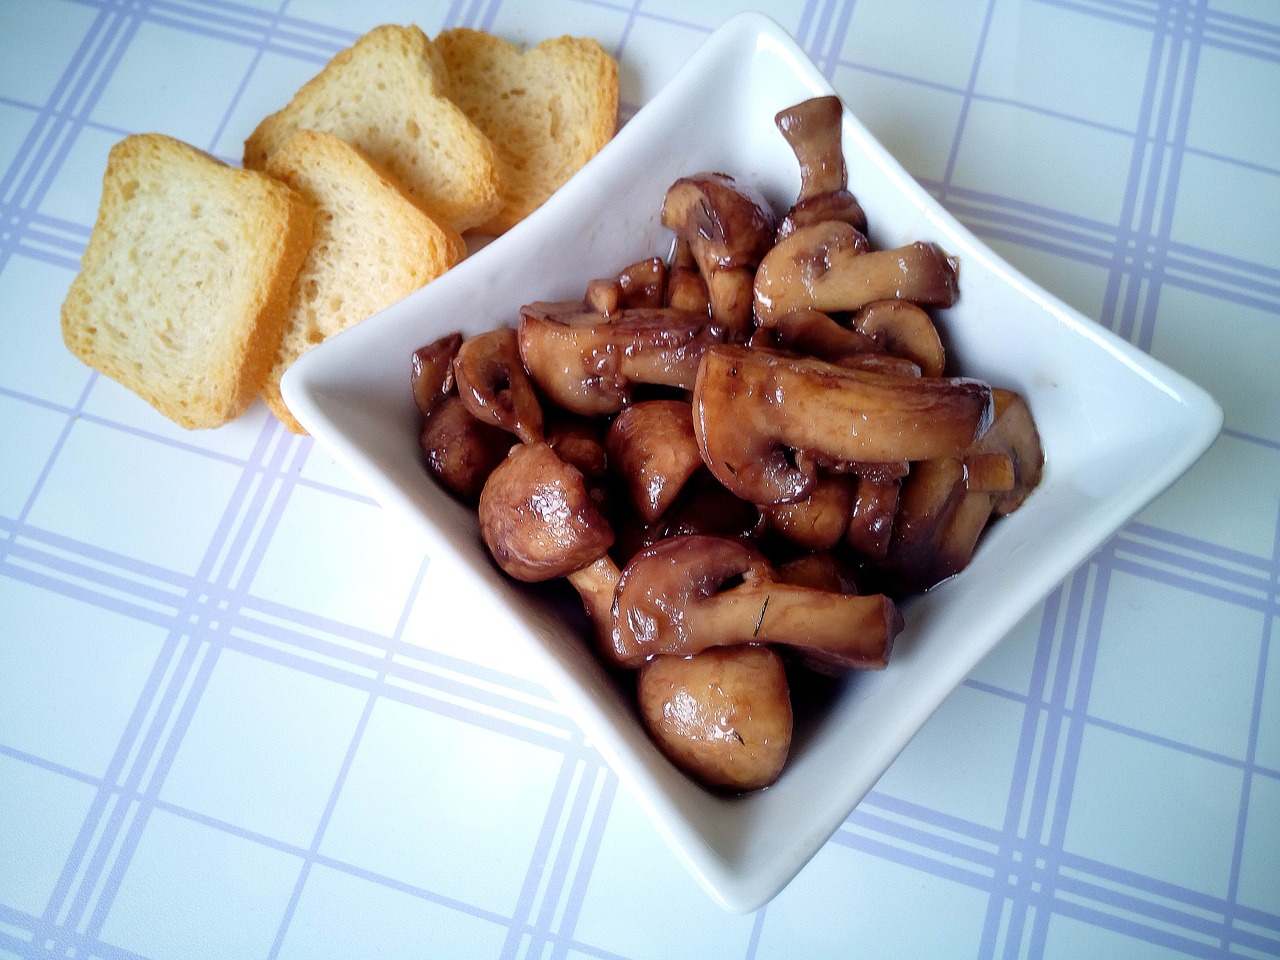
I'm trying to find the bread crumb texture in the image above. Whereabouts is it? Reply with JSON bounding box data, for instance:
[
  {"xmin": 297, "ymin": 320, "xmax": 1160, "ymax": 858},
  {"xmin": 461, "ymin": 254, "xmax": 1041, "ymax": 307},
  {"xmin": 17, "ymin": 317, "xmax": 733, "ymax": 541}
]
[
  {"xmin": 244, "ymin": 24, "xmax": 502, "ymax": 233},
  {"xmin": 61, "ymin": 133, "xmax": 313, "ymax": 429},
  {"xmin": 261, "ymin": 130, "xmax": 466, "ymax": 433},
  {"xmin": 437, "ymin": 29, "xmax": 618, "ymax": 234}
]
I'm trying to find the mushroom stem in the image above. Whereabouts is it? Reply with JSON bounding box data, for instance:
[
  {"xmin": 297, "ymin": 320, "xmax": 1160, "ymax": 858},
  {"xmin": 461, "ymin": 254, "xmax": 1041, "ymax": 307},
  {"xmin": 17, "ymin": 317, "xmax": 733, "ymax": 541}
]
[
  {"xmin": 684, "ymin": 580, "xmax": 899, "ymax": 669},
  {"xmin": 567, "ymin": 554, "xmax": 622, "ymax": 648},
  {"xmin": 661, "ymin": 173, "xmax": 776, "ymax": 339},
  {"xmin": 610, "ymin": 535, "xmax": 901, "ymax": 669},
  {"xmin": 775, "ymin": 95, "xmax": 846, "ymax": 202}
]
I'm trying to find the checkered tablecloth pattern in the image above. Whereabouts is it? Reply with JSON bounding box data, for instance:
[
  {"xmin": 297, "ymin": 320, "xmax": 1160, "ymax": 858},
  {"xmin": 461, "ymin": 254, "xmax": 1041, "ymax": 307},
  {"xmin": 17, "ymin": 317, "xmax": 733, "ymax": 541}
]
[{"xmin": 2, "ymin": 1, "xmax": 1277, "ymax": 957}]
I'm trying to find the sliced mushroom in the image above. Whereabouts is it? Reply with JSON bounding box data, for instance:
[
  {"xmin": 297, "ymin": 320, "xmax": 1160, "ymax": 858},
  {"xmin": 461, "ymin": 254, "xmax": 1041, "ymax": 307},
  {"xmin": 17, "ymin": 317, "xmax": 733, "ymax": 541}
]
[
  {"xmin": 834, "ymin": 352, "xmax": 923, "ymax": 378},
  {"xmin": 420, "ymin": 395, "xmax": 514, "ymax": 503},
  {"xmin": 411, "ymin": 332, "xmax": 462, "ymax": 418},
  {"xmin": 774, "ymin": 95, "xmax": 868, "ymax": 240},
  {"xmin": 662, "ymin": 172, "xmax": 776, "ymax": 338},
  {"xmin": 452, "ymin": 327, "xmax": 544, "ymax": 443},
  {"xmin": 851, "ymin": 300, "xmax": 946, "ymax": 378},
  {"xmin": 605, "ymin": 399, "xmax": 704, "ymax": 524},
  {"xmin": 519, "ymin": 306, "xmax": 726, "ymax": 416},
  {"xmin": 844, "ymin": 474, "xmax": 900, "ymax": 561},
  {"xmin": 755, "ymin": 223, "xmax": 958, "ymax": 325},
  {"xmin": 967, "ymin": 388, "xmax": 1044, "ymax": 514},
  {"xmin": 477, "ymin": 442, "xmax": 621, "ymax": 647},
  {"xmin": 758, "ymin": 473, "xmax": 857, "ymax": 551},
  {"xmin": 609, "ymin": 534, "xmax": 902, "ymax": 670},
  {"xmin": 665, "ymin": 238, "xmax": 710, "ymax": 315},
  {"xmin": 545, "ymin": 412, "xmax": 608, "ymax": 482},
  {"xmin": 750, "ymin": 307, "xmax": 880, "ymax": 361},
  {"xmin": 692, "ymin": 344, "xmax": 993, "ymax": 504},
  {"xmin": 775, "ymin": 550, "xmax": 860, "ymax": 594},
  {"xmin": 586, "ymin": 256, "xmax": 668, "ymax": 316},
  {"xmin": 882, "ymin": 457, "xmax": 992, "ymax": 593},
  {"xmin": 638, "ymin": 645, "xmax": 792, "ymax": 791}
]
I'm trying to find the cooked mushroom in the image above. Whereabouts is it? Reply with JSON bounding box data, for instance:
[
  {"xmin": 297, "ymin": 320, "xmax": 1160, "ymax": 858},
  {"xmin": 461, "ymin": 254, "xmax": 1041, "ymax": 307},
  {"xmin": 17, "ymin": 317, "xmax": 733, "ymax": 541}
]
[
  {"xmin": 775, "ymin": 550, "xmax": 860, "ymax": 594},
  {"xmin": 966, "ymin": 388, "xmax": 1044, "ymax": 514},
  {"xmin": 519, "ymin": 306, "xmax": 726, "ymax": 416},
  {"xmin": 604, "ymin": 399, "xmax": 704, "ymax": 524},
  {"xmin": 545, "ymin": 412, "xmax": 608, "ymax": 482},
  {"xmin": 477, "ymin": 441, "xmax": 621, "ymax": 646},
  {"xmin": 586, "ymin": 256, "xmax": 668, "ymax": 315},
  {"xmin": 962, "ymin": 452, "xmax": 1016, "ymax": 494},
  {"xmin": 661, "ymin": 172, "xmax": 776, "ymax": 338},
  {"xmin": 453, "ymin": 327, "xmax": 544, "ymax": 443},
  {"xmin": 665, "ymin": 238, "xmax": 710, "ymax": 315},
  {"xmin": 851, "ymin": 299, "xmax": 946, "ymax": 378},
  {"xmin": 609, "ymin": 534, "xmax": 902, "ymax": 670},
  {"xmin": 881, "ymin": 457, "xmax": 992, "ymax": 593},
  {"xmin": 420, "ymin": 395, "xmax": 514, "ymax": 503},
  {"xmin": 754, "ymin": 223, "xmax": 958, "ymax": 325},
  {"xmin": 750, "ymin": 307, "xmax": 879, "ymax": 361},
  {"xmin": 834, "ymin": 352, "xmax": 923, "ymax": 377},
  {"xmin": 411, "ymin": 332, "xmax": 463, "ymax": 418},
  {"xmin": 758, "ymin": 473, "xmax": 857, "ymax": 551},
  {"xmin": 638, "ymin": 645, "xmax": 792, "ymax": 791},
  {"xmin": 773, "ymin": 95, "xmax": 868, "ymax": 240},
  {"xmin": 611, "ymin": 473, "xmax": 760, "ymax": 565},
  {"xmin": 692, "ymin": 344, "xmax": 993, "ymax": 504},
  {"xmin": 844, "ymin": 474, "xmax": 900, "ymax": 561}
]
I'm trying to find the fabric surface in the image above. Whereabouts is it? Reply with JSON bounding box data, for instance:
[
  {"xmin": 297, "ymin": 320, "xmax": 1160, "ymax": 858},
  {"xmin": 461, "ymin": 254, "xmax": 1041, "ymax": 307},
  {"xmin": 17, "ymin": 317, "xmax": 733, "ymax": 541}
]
[{"xmin": 1, "ymin": 0, "xmax": 1277, "ymax": 957}]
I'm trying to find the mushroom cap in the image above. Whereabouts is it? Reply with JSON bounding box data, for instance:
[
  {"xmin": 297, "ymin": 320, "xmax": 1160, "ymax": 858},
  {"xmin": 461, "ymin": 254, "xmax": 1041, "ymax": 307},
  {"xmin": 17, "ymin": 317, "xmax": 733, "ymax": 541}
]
[
  {"xmin": 968, "ymin": 388, "xmax": 1044, "ymax": 515},
  {"xmin": 852, "ymin": 299, "xmax": 946, "ymax": 378},
  {"xmin": 411, "ymin": 332, "xmax": 462, "ymax": 418},
  {"xmin": 638, "ymin": 645, "xmax": 792, "ymax": 792},
  {"xmin": 753, "ymin": 307, "xmax": 879, "ymax": 360},
  {"xmin": 478, "ymin": 441, "xmax": 614, "ymax": 582},
  {"xmin": 453, "ymin": 327, "xmax": 544, "ymax": 443},
  {"xmin": 759, "ymin": 473, "xmax": 857, "ymax": 550},
  {"xmin": 420, "ymin": 395, "xmax": 514, "ymax": 503},
  {"xmin": 660, "ymin": 172, "xmax": 776, "ymax": 271},
  {"xmin": 605, "ymin": 399, "xmax": 704, "ymax": 524},
  {"xmin": 611, "ymin": 534, "xmax": 771, "ymax": 665}
]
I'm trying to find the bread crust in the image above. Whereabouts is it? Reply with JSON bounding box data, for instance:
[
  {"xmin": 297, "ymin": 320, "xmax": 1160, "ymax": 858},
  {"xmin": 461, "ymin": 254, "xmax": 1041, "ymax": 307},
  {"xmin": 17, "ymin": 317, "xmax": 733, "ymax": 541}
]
[{"xmin": 61, "ymin": 133, "xmax": 313, "ymax": 429}]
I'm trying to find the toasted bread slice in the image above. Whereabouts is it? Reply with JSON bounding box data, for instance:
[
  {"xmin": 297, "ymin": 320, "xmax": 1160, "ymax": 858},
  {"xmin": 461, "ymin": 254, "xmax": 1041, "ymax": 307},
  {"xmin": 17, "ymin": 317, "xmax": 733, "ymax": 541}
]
[
  {"xmin": 262, "ymin": 129, "xmax": 466, "ymax": 433},
  {"xmin": 244, "ymin": 24, "xmax": 501, "ymax": 233},
  {"xmin": 61, "ymin": 133, "xmax": 313, "ymax": 430},
  {"xmin": 436, "ymin": 29, "xmax": 618, "ymax": 234}
]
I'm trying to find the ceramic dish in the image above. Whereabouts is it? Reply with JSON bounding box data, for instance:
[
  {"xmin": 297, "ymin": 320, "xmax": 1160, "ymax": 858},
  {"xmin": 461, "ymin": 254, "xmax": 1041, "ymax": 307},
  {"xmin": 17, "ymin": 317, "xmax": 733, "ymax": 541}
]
[{"xmin": 282, "ymin": 11, "xmax": 1222, "ymax": 912}]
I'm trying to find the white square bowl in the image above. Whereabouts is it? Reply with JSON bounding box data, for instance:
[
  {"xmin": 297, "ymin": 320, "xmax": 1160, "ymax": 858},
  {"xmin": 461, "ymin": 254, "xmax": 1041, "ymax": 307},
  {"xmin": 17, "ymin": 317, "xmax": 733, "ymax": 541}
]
[{"xmin": 282, "ymin": 12, "xmax": 1222, "ymax": 913}]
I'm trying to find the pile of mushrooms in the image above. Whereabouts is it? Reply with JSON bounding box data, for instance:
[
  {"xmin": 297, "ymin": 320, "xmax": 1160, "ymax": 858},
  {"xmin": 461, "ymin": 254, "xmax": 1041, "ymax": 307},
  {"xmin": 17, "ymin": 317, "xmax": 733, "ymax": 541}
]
[{"xmin": 411, "ymin": 95, "xmax": 1044, "ymax": 793}]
